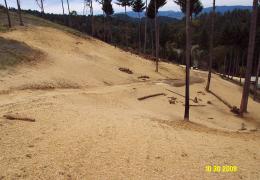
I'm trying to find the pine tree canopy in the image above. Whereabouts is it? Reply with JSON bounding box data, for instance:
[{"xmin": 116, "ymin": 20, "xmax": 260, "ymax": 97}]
[
  {"xmin": 115, "ymin": 0, "xmax": 133, "ymax": 7},
  {"xmin": 132, "ymin": 0, "xmax": 145, "ymax": 13},
  {"xmin": 103, "ymin": 0, "xmax": 114, "ymax": 16},
  {"xmin": 174, "ymin": 0, "xmax": 203, "ymax": 17},
  {"xmin": 147, "ymin": 0, "xmax": 167, "ymax": 19}
]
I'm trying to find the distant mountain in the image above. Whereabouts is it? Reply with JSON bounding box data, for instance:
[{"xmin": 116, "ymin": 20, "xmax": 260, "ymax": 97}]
[
  {"xmin": 113, "ymin": 14, "xmax": 179, "ymax": 23},
  {"xmin": 202, "ymin": 5, "xmax": 251, "ymax": 14},
  {"xmin": 117, "ymin": 5, "xmax": 252, "ymax": 19}
]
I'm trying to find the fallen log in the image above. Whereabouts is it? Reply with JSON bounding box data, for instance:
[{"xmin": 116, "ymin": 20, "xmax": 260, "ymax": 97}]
[
  {"xmin": 166, "ymin": 89, "xmax": 185, "ymax": 98},
  {"xmin": 208, "ymin": 90, "xmax": 233, "ymax": 109},
  {"xmin": 119, "ymin": 67, "xmax": 133, "ymax": 74},
  {"xmin": 182, "ymin": 104, "xmax": 206, "ymax": 107},
  {"xmin": 166, "ymin": 89, "xmax": 195, "ymax": 102},
  {"xmin": 138, "ymin": 93, "xmax": 166, "ymax": 101},
  {"xmin": 189, "ymin": 104, "xmax": 206, "ymax": 107},
  {"xmin": 3, "ymin": 114, "xmax": 36, "ymax": 122}
]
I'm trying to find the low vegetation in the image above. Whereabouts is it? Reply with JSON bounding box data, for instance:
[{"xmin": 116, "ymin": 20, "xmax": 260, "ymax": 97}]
[{"xmin": 0, "ymin": 37, "xmax": 41, "ymax": 69}]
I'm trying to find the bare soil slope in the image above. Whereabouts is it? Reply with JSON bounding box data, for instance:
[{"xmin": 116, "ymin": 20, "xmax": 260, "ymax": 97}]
[{"xmin": 0, "ymin": 18, "xmax": 260, "ymax": 179}]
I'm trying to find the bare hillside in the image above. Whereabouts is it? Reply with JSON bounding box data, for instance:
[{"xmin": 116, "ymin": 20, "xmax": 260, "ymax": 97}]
[{"xmin": 0, "ymin": 12, "xmax": 260, "ymax": 180}]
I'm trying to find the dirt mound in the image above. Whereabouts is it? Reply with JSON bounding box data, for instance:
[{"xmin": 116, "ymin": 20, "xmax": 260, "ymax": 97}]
[
  {"xmin": 0, "ymin": 37, "xmax": 43, "ymax": 69},
  {"xmin": 15, "ymin": 80, "xmax": 81, "ymax": 91},
  {"xmin": 162, "ymin": 76, "xmax": 205, "ymax": 87}
]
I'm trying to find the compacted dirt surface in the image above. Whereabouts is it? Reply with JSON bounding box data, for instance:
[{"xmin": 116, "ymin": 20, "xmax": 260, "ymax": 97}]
[{"xmin": 0, "ymin": 24, "xmax": 260, "ymax": 179}]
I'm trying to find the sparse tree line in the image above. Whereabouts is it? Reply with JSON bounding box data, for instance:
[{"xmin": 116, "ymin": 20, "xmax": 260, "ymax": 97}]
[{"xmin": 1, "ymin": 0, "xmax": 259, "ymax": 120}]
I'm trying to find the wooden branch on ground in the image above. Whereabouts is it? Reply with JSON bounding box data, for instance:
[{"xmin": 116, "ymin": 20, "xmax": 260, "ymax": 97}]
[
  {"xmin": 138, "ymin": 93, "xmax": 166, "ymax": 101},
  {"xmin": 189, "ymin": 104, "xmax": 206, "ymax": 107},
  {"xmin": 166, "ymin": 89, "xmax": 195, "ymax": 102},
  {"xmin": 3, "ymin": 114, "xmax": 36, "ymax": 122}
]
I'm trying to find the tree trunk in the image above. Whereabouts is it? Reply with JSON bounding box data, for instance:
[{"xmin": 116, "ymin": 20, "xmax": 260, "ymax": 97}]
[
  {"xmin": 151, "ymin": 20, "xmax": 154, "ymax": 57},
  {"xmin": 90, "ymin": 0, "xmax": 94, "ymax": 36},
  {"xmin": 184, "ymin": 0, "xmax": 191, "ymax": 121},
  {"xmin": 144, "ymin": 0, "xmax": 147, "ymax": 53},
  {"xmin": 240, "ymin": 52, "xmax": 245, "ymax": 84},
  {"xmin": 228, "ymin": 52, "xmax": 232, "ymax": 79},
  {"xmin": 66, "ymin": 0, "xmax": 71, "ymax": 26},
  {"xmin": 61, "ymin": 0, "xmax": 66, "ymax": 24},
  {"xmin": 206, "ymin": 0, "xmax": 215, "ymax": 91},
  {"xmin": 138, "ymin": 12, "xmax": 141, "ymax": 54},
  {"xmin": 235, "ymin": 52, "xmax": 239, "ymax": 79},
  {"xmin": 110, "ymin": 17, "xmax": 113, "ymax": 43},
  {"xmin": 16, "ymin": 0, "xmax": 23, "ymax": 26},
  {"xmin": 154, "ymin": 0, "xmax": 158, "ymax": 72},
  {"xmin": 4, "ymin": 0, "xmax": 11, "ymax": 28},
  {"xmin": 223, "ymin": 55, "xmax": 226, "ymax": 77},
  {"xmin": 240, "ymin": 0, "xmax": 258, "ymax": 115},
  {"xmin": 231, "ymin": 51, "xmax": 235, "ymax": 80},
  {"xmin": 40, "ymin": 0, "xmax": 44, "ymax": 14},
  {"xmin": 253, "ymin": 54, "xmax": 260, "ymax": 100},
  {"xmin": 103, "ymin": 10, "xmax": 105, "ymax": 41},
  {"xmin": 125, "ymin": 6, "xmax": 128, "ymax": 47}
]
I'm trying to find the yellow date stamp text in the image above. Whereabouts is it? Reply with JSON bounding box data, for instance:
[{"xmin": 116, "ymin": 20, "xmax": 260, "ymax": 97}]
[{"xmin": 205, "ymin": 165, "xmax": 238, "ymax": 173}]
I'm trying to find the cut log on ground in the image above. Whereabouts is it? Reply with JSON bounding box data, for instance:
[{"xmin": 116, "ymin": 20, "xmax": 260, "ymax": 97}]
[
  {"xmin": 119, "ymin": 67, "xmax": 133, "ymax": 74},
  {"xmin": 138, "ymin": 75, "xmax": 150, "ymax": 79},
  {"xmin": 3, "ymin": 114, "xmax": 36, "ymax": 122},
  {"xmin": 138, "ymin": 93, "xmax": 166, "ymax": 101}
]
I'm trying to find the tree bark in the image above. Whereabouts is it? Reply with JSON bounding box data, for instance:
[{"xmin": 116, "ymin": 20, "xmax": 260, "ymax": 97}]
[
  {"xmin": 184, "ymin": 0, "xmax": 191, "ymax": 120},
  {"xmin": 205, "ymin": 0, "xmax": 216, "ymax": 91},
  {"xmin": 66, "ymin": 0, "xmax": 71, "ymax": 26},
  {"xmin": 125, "ymin": 6, "xmax": 128, "ymax": 47},
  {"xmin": 154, "ymin": 0, "xmax": 158, "ymax": 72},
  {"xmin": 151, "ymin": 20, "xmax": 154, "ymax": 57},
  {"xmin": 4, "ymin": 0, "xmax": 11, "ymax": 28},
  {"xmin": 110, "ymin": 17, "xmax": 113, "ymax": 43},
  {"xmin": 61, "ymin": 0, "xmax": 66, "ymax": 24},
  {"xmin": 90, "ymin": 0, "xmax": 94, "ymax": 36},
  {"xmin": 228, "ymin": 52, "xmax": 232, "ymax": 79},
  {"xmin": 16, "ymin": 0, "xmax": 23, "ymax": 26},
  {"xmin": 40, "ymin": 0, "xmax": 44, "ymax": 14},
  {"xmin": 240, "ymin": 52, "xmax": 246, "ymax": 84},
  {"xmin": 253, "ymin": 54, "xmax": 260, "ymax": 100},
  {"xmin": 103, "ymin": 10, "xmax": 105, "ymax": 41},
  {"xmin": 223, "ymin": 55, "xmax": 226, "ymax": 77},
  {"xmin": 235, "ymin": 52, "xmax": 239, "ymax": 78},
  {"xmin": 144, "ymin": 0, "xmax": 147, "ymax": 53},
  {"xmin": 138, "ymin": 12, "xmax": 141, "ymax": 54},
  {"xmin": 231, "ymin": 51, "xmax": 236, "ymax": 79},
  {"xmin": 239, "ymin": 0, "xmax": 258, "ymax": 115}
]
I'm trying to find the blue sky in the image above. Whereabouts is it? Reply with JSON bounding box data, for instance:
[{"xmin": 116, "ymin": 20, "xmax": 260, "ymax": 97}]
[{"xmin": 2, "ymin": 0, "xmax": 252, "ymax": 15}]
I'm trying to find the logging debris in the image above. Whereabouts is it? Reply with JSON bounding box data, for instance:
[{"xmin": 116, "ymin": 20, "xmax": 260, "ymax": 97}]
[
  {"xmin": 166, "ymin": 89, "xmax": 196, "ymax": 103},
  {"xmin": 3, "ymin": 114, "xmax": 36, "ymax": 122},
  {"xmin": 119, "ymin": 67, "xmax": 133, "ymax": 74},
  {"xmin": 138, "ymin": 93, "xmax": 166, "ymax": 101}
]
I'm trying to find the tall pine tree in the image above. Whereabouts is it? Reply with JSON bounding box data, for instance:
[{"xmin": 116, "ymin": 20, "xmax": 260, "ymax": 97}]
[
  {"xmin": 147, "ymin": 0, "xmax": 166, "ymax": 72},
  {"xmin": 132, "ymin": 0, "xmax": 145, "ymax": 53}
]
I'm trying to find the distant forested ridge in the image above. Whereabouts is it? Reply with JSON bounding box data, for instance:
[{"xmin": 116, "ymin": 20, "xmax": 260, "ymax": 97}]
[{"xmin": 121, "ymin": 5, "xmax": 252, "ymax": 19}]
